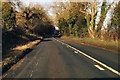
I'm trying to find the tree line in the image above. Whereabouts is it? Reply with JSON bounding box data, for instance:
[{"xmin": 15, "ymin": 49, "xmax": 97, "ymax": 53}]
[
  {"xmin": 1, "ymin": 1, "xmax": 54, "ymax": 37},
  {"xmin": 52, "ymin": 1, "xmax": 120, "ymax": 42}
]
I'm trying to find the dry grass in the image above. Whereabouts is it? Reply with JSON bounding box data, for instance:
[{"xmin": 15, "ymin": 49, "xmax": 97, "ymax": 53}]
[
  {"xmin": 3, "ymin": 40, "xmax": 40, "ymax": 68},
  {"xmin": 2, "ymin": 31, "xmax": 42, "ymax": 73},
  {"xmin": 13, "ymin": 40, "xmax": 40, "ymax": 51}
]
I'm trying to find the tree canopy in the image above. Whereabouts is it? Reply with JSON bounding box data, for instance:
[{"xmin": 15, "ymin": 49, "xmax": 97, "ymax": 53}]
[
  {"xmin": 2, "ymin": 1, "xmax": 54, "ymax": 37},
  {"xmin": 52, "ymin": 1, "xmax": 119, "ymax": 41}
]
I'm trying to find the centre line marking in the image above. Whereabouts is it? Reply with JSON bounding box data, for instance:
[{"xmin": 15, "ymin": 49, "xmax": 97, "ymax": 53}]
[
  {"xmin": 53, "ymin": 38, "xmax": 120, "ymax": 76},
  {"xmin": 94, "ymin": 65, "xmax": 105, "ymax": 70}
]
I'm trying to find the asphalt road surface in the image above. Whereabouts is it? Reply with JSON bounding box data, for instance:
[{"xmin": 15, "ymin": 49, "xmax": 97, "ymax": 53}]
[
  {"xmin": 3, "ymin": 38, "xmax": 120, "ymax": 78},
  {"xmin": 0, "ymin": 28, "xmax": 2, "ymax": 79}
]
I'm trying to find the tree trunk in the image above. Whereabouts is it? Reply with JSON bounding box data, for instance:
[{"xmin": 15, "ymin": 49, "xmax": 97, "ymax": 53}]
[
  {"xmin": 90, "ymin": 2, "xmax": 95, "ymax": 39},
  {"xmin": 97, "ymin": 2, "xmax": 114, "ymax": 39},
  {"xmin": 69, "ymin": 24, "xmax": 72, "ymax": 35}
]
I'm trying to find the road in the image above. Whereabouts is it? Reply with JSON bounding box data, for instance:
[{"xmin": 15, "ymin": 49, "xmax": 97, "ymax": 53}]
[
  {"xmin": 0, "ymin": 28, "xmax": 2, "ymax": 79},
  {"xmin": 3, "ymin": 38, "xmax": 120, "ymax": 78}
]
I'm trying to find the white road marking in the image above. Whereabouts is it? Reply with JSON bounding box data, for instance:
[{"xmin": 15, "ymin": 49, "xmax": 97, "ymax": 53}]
[
  {"xmin": 53, "ymin": 38, "xmax": 120, "ymax": 76},
  {"xmin": 30, "ymin": 73, "xmax": 32, "ymax": 77},
  {"xmin": 74, "ymin": 51, "xmax": 78, "ymax": 54},
  {"xmin": 94, "ymin": 65, "xmax": 105, "ymax": 70},
  {"xmin": 30, "ymin": 70, "xmax": 34, "ymax": 77}
]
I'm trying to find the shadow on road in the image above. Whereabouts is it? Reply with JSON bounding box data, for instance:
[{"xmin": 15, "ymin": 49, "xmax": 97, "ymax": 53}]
[{"xmin": 42, "ymin": 39, "xmax": 52, "ymax": 42}]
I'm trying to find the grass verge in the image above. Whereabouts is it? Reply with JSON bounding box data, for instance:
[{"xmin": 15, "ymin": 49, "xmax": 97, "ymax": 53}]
[
  {"xmin": 61, "ymin": 36, "xmax": 119, "ymax": 53},
  {"xmin": 2, "ymin": 31, "xmax": 41, "ymax": 74}
]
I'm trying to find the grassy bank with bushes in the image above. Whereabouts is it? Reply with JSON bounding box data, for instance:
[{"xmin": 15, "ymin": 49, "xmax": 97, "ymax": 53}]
[
  {"xmin": 61, "ymin": 36, "xmax": 119, "ymax": 53},
  {"xmin": 2, "ymin": 31, "xmax": 42, "ymax": 73}
]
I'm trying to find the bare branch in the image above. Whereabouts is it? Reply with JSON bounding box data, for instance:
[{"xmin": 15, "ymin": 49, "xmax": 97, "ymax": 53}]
[{"xmin": 79, "ymin": 8, "xmax": 86, "ymax": 14}]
